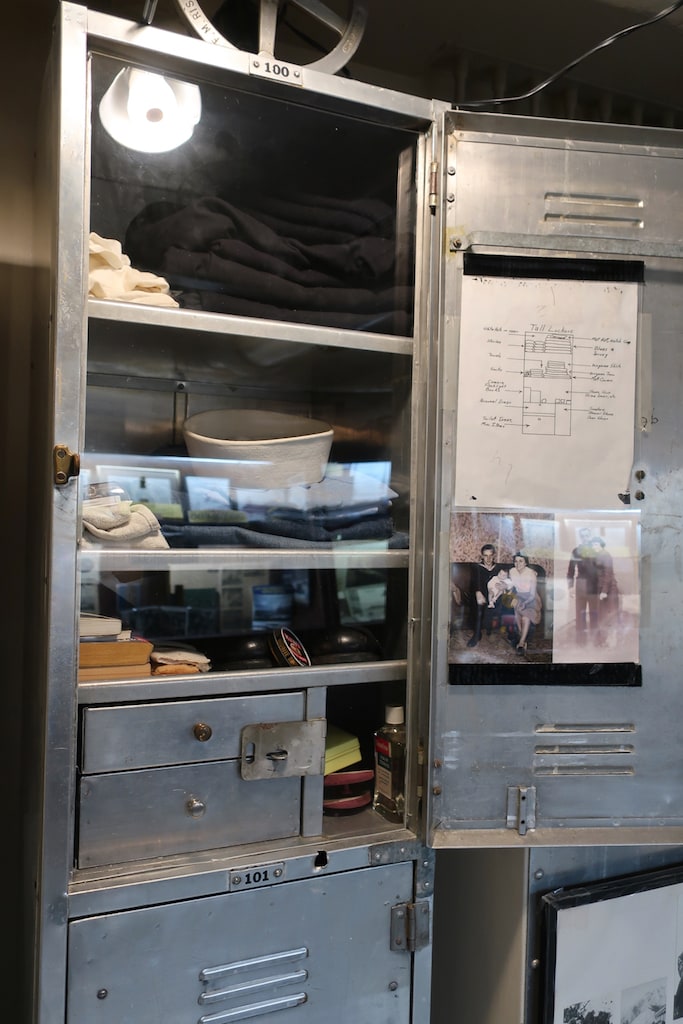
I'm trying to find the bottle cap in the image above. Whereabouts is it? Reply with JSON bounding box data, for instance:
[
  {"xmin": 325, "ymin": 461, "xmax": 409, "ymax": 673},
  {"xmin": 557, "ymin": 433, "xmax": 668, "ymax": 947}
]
[{"xmin": 385, "ymin": 704, "xmax": 404, "ymax": 725}]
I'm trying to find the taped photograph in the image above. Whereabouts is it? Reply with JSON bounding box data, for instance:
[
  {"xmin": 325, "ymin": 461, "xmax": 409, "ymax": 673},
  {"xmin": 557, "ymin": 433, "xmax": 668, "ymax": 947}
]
[{"xmin": 448, "ymin": 509, "xmax": 640, "ymax": 678}]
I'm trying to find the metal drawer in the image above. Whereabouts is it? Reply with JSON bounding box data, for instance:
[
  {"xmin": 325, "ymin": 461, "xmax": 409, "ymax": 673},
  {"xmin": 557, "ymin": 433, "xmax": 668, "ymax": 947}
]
[
  {"xmin": 80, "ymin": 692, "xmax": 306, "ymax": 772},
  {"xmin": 77, "ymin": 760, "xmax": 302, "ymax": 867}
]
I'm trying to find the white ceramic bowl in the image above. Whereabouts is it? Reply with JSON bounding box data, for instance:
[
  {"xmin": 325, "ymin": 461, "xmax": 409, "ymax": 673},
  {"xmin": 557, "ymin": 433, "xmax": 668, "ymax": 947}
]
[{"xmin": 183, "ymin": 409, "xmax": 333, "ymax": 488}]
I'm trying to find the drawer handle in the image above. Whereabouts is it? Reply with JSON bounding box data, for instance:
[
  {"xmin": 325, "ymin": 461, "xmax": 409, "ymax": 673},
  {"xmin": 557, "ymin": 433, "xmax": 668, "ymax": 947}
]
[
  {"xmin": 266, "ymin": 749, "xmax": 288, "ymax": 762},
  {"xmin": 186, "ymin": 797, "xmax": 206, "ymax": 818},
  {"xmin": 193, "ymin": 722, "xmax": 213, "ymax": 742}
]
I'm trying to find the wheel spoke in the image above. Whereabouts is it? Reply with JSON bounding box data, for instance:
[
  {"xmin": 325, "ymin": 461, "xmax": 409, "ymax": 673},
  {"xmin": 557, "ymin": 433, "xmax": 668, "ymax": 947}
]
[
  {"xmin": 290, "ymin": 0, "xmax": 347, "ymax": 37},
  {"xmin": 173, "ymin": 0, "xmax": 367, "ymax": 75},
  {"xmin": 259, "ymin": 0, "xmax": 280, "ymax": 53}
]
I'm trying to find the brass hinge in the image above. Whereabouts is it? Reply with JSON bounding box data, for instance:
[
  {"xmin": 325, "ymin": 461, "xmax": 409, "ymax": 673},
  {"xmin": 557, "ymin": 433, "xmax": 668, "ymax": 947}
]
[
  {"xmin": 53, "ymin": 445, "xmax": 80, "ymax": 486},
  {"xmin": 390, "ymin": 901, "xmax": 430, "ymax": 953}
]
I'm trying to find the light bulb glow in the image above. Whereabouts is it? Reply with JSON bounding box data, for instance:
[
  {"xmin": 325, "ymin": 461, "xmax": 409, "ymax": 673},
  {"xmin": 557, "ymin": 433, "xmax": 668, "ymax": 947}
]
[{"xmin": 99, "ymin": 67, "xmax": 201, "ymax": 153}]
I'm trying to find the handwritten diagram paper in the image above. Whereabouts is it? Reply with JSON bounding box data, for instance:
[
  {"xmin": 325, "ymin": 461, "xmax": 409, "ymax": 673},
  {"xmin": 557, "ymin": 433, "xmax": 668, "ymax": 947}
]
[{"xmin": 454, "ymin": 275, "xmax": 639, "ymax": 510}]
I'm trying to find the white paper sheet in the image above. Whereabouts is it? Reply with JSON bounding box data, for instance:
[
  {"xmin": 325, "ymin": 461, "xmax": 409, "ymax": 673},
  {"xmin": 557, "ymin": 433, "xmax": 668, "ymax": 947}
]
[{"xmin": 454, "ymin": 275, "xmax": 639, "ymax": 510}]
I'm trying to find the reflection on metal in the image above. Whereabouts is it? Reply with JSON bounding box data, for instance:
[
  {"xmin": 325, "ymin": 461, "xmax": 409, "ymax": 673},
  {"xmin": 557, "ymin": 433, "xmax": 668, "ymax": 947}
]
[{"xmin": 173, "ymin": 0, "xmax": 367, "ymax": 75}]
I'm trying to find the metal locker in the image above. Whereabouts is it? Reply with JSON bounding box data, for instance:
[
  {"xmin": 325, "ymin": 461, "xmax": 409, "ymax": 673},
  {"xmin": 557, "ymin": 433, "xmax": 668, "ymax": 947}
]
[
  {"xmin": 24, "ymin": 4, "xmax": 683, "ymax": 1024},
  {"xmin": 28, "ymin": 5, "xmax": 439, "ymax": 1023}
]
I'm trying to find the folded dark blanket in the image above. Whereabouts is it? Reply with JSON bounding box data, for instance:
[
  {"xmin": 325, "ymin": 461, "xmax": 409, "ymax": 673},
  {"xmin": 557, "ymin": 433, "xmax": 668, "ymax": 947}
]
[
  {"xmin": 163, "ymin": 514, "xmax": 396, "ymax": 547},
  {"xmin": 178, "ymin": 287, "xmax": 412, "ymax": 334},
  {"xmin": 162, "ymin": 247, "xmax": 412, "ymax": 314},
  {"xmin": 125, "ymin": 197, "xmax": 311, "ymax": 270},
  {"xmin": 209, "ymin": 236, "xmax": 396, "ymax": 286},
  {"xmin": 299, "ymin": 238, "xmax": 396, "ymax": 282},
  {"xmin": 125, "ymin": 194, "xmax": 413, "ymax": 333},
  {"xmin": 247, "ymin": 193, "xmax": 394, "ymax": 237}
]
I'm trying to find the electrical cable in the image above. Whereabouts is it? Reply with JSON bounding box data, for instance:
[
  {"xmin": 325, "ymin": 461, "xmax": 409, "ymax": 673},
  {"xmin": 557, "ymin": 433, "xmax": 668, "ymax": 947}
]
[{"xmin": 455, "ymin": 0, "xmax": 683, "ymax": 108}]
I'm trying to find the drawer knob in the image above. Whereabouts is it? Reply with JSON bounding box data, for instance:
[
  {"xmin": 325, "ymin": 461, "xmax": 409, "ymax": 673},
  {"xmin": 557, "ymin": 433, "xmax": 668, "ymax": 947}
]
[
  {"xmin": 186, "ymin": 797, "xmax": 206, "ymax": 818},
  {"xmin": 193, "ymin": 722, "xmax": 213, "ymax": 742}
]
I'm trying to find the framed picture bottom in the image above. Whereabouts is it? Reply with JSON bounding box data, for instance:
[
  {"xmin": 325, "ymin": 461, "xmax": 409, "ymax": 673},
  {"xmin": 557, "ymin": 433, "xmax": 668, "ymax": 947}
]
[{"xmin": 542, "ymin": 863, "xmax": 683, "ymax": 1023}]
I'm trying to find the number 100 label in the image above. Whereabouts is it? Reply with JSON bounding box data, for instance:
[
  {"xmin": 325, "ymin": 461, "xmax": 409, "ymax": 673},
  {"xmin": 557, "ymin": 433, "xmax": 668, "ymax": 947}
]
[{"xmin": 250, "ymin": 56, "xmax": 304, "ymax": 87}]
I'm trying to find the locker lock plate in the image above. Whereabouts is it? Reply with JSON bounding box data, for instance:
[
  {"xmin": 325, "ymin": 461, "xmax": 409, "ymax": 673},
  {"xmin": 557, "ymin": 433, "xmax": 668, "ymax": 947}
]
[{"xmin": 241, "ymin": 720, "xmax": 325, "ymax": 780}]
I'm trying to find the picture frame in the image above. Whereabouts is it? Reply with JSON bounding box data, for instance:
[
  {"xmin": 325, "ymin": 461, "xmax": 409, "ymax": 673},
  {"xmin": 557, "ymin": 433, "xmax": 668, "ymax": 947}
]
[
  {"xmin": 542, "ymin": 864, "xmax": 683, "ymax": 1024},
  {"xmin": 95, "ymin": 464, "xmax": 181, "ymax": 505}
]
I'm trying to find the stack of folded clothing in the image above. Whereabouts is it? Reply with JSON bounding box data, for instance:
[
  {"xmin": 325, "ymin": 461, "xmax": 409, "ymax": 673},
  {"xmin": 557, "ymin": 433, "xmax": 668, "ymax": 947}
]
[
  {"xmin": 124, "ymin": 190, "xmax": 414, "ymax": 335},
  {"xmin": 160, "ymin": 465, "xmax": 408, "ymax": 549}
]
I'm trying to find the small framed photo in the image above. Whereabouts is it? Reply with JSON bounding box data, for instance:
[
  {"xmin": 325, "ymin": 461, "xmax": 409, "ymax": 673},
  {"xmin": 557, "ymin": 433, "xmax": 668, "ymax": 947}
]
[{"xmin": 95, "ymin": 465, "xmax": 181, "ymax": 504}]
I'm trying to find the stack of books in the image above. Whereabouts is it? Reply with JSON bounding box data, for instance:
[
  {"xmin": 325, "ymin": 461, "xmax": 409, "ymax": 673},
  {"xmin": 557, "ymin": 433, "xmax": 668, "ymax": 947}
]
[{"xmin": 78, "ymin": 613, "xmax": 153, "ymax": 681}]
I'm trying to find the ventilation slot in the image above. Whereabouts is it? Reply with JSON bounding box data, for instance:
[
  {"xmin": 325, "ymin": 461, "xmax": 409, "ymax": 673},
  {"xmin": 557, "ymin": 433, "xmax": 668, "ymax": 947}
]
[
  {"xmin": 544, "ymin": 192, "xmax": 644, "ymax": 231},
  {"xmin": 533, "ymin": 722, "xmax": 636, "ymax": 776}
]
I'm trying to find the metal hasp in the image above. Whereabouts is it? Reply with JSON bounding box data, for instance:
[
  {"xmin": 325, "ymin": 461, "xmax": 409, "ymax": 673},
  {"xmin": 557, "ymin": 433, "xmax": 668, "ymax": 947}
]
[
  {"xmin": 53, "ymin": 444, "xmax": 80, "ymax": 486},
  {"xmin": 390, "ymin": 902, "xmax": 431, "ymax": 953},
  {"xmin": 240, "ymin": 719, "xmax": 326, "ymax": 779},
  {"xmin": 173, "ymin": 0, "xmax": 368, "ymax": 75},
  {"xmin": 506, "ymin": 785, "xmax": 537, "ymax": 836}
]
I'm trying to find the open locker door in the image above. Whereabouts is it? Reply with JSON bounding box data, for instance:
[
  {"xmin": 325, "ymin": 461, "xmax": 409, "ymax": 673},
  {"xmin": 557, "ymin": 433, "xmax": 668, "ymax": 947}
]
[{"xmin": 428, "ymin": 110, "xmax": 683, "ymax": 846}]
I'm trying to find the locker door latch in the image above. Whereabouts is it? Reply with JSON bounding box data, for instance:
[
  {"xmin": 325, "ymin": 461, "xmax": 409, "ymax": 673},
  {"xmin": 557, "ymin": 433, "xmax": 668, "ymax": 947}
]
[
  {"xmin": 506, "ymin": 785, "xmax": 537, "ymax": 836},
  {"xmin": 390, "ymin": 901, "xmax": 430, "ymax": 953},
  {"xmin": 240, "ymin": 720, "xmax": 326, "ymax": 780}
]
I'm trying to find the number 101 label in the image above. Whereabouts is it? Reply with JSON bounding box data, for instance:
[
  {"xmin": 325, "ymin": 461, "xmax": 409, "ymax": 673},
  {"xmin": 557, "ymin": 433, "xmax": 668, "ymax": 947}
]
[
  {"xmin": 250, "ymin": 55, "xmax": 304, "ymax": 88},
  {"xmin": 229, "ymin": 861, "xmax": 287, "ymax": 891}
]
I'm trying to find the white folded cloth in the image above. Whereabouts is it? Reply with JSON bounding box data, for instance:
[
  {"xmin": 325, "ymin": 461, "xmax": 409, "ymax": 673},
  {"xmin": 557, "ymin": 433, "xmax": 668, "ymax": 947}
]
[
  {"xmin": 151, "ymin": 648, "xmax": 211, "ymax": 672},
  {"xmin": 88, "ymin": 232, "xmax": 179, "ymax": 307},
  {"xmin": 81, "ymin": 500, "xmax": 169, "ymax": 549}
]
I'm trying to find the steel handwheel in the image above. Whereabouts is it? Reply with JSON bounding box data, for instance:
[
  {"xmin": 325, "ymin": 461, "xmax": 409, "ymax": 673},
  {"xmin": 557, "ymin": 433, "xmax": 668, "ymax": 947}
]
[{"xmin": 174, "ymin": 0, "xmax": 368, "ymax": 75}]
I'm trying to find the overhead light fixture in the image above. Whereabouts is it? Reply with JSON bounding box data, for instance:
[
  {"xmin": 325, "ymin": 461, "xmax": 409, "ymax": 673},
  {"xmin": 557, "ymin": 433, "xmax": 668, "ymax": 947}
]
[{"xmin": 98, "ymin": 67, "xmax": 201, "ymax": 153}]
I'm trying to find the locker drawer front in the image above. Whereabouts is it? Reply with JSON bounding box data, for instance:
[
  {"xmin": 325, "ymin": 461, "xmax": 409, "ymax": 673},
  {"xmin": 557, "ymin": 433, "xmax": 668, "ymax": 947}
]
[
  {"xmin": 81, "ymin": 692, "xmax": 306, "ymax": 772},
  {"xmin": 67, "ymin": 862, "xmax": 414, "ymax": 1024},
  {"xmin": 77, "ymin": 760, "xmax": 302, "ymax": 867}
]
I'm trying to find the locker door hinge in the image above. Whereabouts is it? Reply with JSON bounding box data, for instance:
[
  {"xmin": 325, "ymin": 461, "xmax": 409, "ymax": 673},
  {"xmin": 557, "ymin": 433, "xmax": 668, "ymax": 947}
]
[
  {"xmin": 428, "ymin": 160, "xmax": 439, "ymax": 211},
  {"xmin": 506, "ymin": 785, "xmax": 536, "ymax": 836},
  {"xmin": 53, "ymin": 445, "xmax": 80, "ymax": 486},
  {"xmin": 390, "ymin": 901, "xmax": 430, "ymax": 953}
]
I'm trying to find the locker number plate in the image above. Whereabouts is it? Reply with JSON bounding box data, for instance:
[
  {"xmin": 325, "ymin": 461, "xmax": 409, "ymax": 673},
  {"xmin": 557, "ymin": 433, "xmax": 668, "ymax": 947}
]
[
  {"xmin": 250, "ymin": 54, "xmax": 304, "ymax": 87},
  {"xmin": 229, "ymin": 861, "xmax": 286, "ymax": 891}
]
